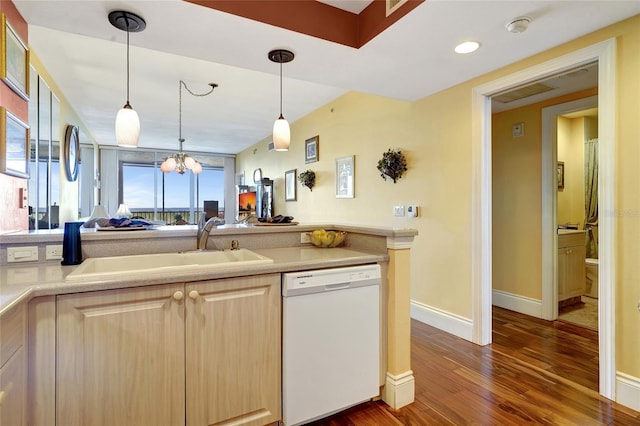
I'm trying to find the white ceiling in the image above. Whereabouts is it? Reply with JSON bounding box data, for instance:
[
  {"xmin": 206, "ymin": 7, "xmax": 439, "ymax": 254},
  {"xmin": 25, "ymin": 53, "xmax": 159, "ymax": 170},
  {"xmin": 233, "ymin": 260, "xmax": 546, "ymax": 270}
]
[{"xmin": 13, "ymin": 1, "xmax": 640, "ymax": 155}]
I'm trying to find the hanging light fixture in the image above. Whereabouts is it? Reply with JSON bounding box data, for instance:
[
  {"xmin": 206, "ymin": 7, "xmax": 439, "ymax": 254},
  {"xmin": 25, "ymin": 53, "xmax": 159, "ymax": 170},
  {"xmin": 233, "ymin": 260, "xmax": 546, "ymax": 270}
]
[
  {"xmin": 268, "ymin": 49, "xmax": 295, "ymax": 151},
  {"xmin": 109, "ymin": 10, "xmax": 146, "ymax": 147},
  {"xmin": 160, "ymin": 80, "xmax": 217, "ymax": 175}
]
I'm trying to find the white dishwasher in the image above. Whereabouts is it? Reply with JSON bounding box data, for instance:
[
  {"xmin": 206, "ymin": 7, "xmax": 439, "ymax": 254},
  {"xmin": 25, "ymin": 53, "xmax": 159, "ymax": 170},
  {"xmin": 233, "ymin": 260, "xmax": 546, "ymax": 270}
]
[{"xmin": 282, "ymin": 264, "xmax": 381, "ymax": 426}]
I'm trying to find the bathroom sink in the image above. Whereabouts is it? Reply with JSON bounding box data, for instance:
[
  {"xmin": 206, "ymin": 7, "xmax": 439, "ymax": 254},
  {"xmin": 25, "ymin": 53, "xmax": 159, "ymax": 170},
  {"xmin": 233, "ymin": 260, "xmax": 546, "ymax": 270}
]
[{"xmin": 65, "ymin": 249, "xmax": 273, "ymax": 281}]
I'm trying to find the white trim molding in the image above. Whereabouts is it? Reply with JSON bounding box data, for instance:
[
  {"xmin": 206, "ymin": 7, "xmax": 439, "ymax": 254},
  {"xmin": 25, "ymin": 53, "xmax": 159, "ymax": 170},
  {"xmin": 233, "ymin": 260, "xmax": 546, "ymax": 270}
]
[
  {"xmin": 410, "ymin": 300, "xmax": 473, "ymax": 341},
  {"xmin": 492, "ymin": 290, "xmax": 543, "ymax": 318},
  {"xmin": 616, "ymin": 372, "xmax": 640, "ymax": 412},
  {"xmin": 382, "ymin": 370, "xmax": 415, "ymax": 409},
  {"xmin": 386, "ymin": 236, "xmax": 414, "ymax": 250},
  {"xmin": 541, "ymin": 96, "xmax": 599, "ymax": 321},
  {"xmin": 471, "ymin": 38, "xmax": 617, "ymax": 400}
]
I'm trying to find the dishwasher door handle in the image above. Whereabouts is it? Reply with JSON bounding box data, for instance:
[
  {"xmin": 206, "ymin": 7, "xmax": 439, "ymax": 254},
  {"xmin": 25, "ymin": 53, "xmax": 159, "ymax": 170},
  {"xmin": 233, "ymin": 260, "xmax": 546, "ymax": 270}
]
[{"xmin": 324, "ymin": 283, "xmax": 351, "ymax": 291}]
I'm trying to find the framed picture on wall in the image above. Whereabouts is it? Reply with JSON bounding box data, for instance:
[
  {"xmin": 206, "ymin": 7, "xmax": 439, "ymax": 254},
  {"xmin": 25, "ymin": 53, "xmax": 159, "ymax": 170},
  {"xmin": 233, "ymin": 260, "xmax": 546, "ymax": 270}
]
[
  {"xmin": 1, "ymin": 106, "xmax": 30, "ymax": 178},
  {"xmin": 305, "ymin": 135, "xmax": 319, "ymax": 163},
  {"xmin": 285, "ymin": 169, "xmax": 297, "ymax": 201},
  {"xmin": 1, "ymin": 13, "xmax": 30, "ymax": 100},
  {"xmin": 335, "ymin": 155, "xmax": 355, "ymax": 198},
  {"xmin": 557, "ymin": 161, "xmax": 564, "ymax": 190}
]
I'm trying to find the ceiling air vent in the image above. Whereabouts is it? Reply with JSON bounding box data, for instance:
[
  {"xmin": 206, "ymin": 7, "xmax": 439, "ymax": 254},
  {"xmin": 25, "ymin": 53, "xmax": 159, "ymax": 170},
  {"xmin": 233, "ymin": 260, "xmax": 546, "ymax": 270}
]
[
  {"xmin": 493, "ymin": 82, "xmax": 555, "ymax": 104},
  {"xmin": 387, "ymin": 0, "xmax": 408, "ymax": 16}
]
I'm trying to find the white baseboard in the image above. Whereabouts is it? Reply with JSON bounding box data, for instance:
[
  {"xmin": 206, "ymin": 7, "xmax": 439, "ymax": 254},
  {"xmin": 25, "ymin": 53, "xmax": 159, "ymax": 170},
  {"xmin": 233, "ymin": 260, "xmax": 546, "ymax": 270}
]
[
  {"xmin": 616, "ymin": 372, "xmax": 640, "ymax": 412},
  {"xmin": 382, "ymin": 370, "xmax": 415, "ymax": 409},
  {"xmin": 492, "ymin": 289, "xmax": 543, "ymax": 318},
  {"xmin": 410, "ymin": 300, "xmax": 473, "ymax": 341}
]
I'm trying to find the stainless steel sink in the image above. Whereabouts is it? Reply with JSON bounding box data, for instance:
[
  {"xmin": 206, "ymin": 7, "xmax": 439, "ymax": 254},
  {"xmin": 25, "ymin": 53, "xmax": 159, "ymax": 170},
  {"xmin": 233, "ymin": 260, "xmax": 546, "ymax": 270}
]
[{"xmin": 65, "ymin": 249, "xmax": 273, "ymax": 280}]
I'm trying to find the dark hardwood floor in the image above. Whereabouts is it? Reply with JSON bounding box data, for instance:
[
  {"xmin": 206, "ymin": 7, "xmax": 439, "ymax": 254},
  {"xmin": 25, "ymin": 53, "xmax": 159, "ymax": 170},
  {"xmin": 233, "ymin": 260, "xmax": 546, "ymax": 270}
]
[{"xmin": 309, "ymin": 307, "xmax": 640, "ymax": 425}]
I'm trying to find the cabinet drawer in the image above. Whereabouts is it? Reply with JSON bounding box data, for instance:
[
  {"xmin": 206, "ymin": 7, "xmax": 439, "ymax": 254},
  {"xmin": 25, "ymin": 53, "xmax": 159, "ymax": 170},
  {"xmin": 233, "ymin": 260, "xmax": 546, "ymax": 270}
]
[
  {"xmin": 558, "ymin": 232, "xmax": 586, "ymax": 249},
  {"xmin": 0, "ymin": 303, "xmax": 26, "ymax": 368}
]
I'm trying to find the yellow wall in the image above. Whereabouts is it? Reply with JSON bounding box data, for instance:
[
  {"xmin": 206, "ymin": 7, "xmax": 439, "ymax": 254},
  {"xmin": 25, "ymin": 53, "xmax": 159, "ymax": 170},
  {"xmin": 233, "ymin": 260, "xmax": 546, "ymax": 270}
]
[
  {"xmin": 558, "ymin": 116, "xmax": 586, "ymax": 228},
  {"xmin": 237, "ymin": 15, "xmax": 640, "ymax": 378},
  {"xmin": 492, "ymin": 95, "xmax": 595, "ymax": 300}
]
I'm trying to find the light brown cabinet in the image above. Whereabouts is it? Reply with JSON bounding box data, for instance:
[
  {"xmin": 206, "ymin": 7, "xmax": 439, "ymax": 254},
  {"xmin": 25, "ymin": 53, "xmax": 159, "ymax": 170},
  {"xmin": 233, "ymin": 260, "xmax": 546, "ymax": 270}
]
[
  {"xmin": 56, "ymin": 274, "xmax": 281, "ymax": 426},
  {"xmin": 558, "ymin": 232, "xmax": 586, "ymax": 302},
  {"xmin": 0, "ymin": 302, "xmax": 27, "ymax": 426}
]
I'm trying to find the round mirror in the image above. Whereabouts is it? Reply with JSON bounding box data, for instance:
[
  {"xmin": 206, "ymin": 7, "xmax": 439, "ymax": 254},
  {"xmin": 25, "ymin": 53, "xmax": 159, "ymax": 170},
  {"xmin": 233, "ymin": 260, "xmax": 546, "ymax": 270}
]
[
  {"xmin": 253, "ymin": 168, "xmax": 262, "ymax": 184},
  {"xmin": 64, "ymin": 125, "xmax": 79, "ymax": 182}
]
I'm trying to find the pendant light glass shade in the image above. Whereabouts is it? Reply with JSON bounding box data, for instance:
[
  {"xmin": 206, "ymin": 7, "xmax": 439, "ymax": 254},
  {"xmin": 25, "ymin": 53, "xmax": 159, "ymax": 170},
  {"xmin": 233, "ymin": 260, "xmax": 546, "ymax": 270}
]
[
  {"xmin": 109, "ymin": 11, "xmax": 146, "ymax": 147},
  {"xmin": 273, "ymin": 115, "xmax": 290, "ymax": 151},
  {"xmin": 115, "ymin": 103, "xmax": 140, "ymax": 147},
  {"xmin": 268, "ymin": 49, "xmax": 294, "ymax": 152}
]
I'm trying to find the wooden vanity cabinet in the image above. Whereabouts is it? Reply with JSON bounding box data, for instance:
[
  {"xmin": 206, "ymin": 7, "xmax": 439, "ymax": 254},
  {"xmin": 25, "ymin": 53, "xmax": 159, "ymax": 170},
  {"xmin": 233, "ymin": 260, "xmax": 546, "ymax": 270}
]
[
  {"xmin": 0, "ymin": 302, "xmax": 27, "ymax": 426},
  {"xmin": 558, "ymin": 232, "xmax": 586, "ymax": 302},
  {"xmin": 56, "ymin": 274, "xmax": 281, "ymax": 426}
]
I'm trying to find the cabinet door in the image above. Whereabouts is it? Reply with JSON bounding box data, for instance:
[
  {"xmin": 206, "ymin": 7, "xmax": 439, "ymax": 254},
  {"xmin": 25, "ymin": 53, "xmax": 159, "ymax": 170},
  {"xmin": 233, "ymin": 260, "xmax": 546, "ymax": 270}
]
[
  {"xmin": 558, "ymin": 245, "xmax": 586, "ymax": 301},
  {"xmin": 0, "ymin": 302, "xmax": 26, "ymax": 425},
  {"xmin": 57, "ymin": 284, "xmax": 185, "ymax": 426},
  {"xmin": 185, "ymin": 274, "xmax": 281, "ymax": 426},
  {"xmin": 0, "ymin": 346, "xmax": 27, "ymax": 426},
  {"xmin": 558, "ymin": 248, "xmax": 568, "ymax": 300},
  {"xmin": 565, "ymin": 245, "xmax": 586, "ymax": 298}
]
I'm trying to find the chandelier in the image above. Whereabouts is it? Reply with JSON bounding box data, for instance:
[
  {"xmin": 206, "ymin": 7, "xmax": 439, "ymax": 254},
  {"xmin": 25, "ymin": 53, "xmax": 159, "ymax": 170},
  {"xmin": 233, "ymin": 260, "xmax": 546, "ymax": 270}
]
[{"xmin": 160, "ymin": 80, "xmax": 217, "ymax": 174}]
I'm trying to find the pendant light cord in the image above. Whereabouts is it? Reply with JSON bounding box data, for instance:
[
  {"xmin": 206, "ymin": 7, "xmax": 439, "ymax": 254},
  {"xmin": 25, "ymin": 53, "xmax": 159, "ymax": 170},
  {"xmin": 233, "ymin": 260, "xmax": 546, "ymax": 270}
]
[
  {"xmin": 279, "ymin": 56, "xmax": 284, "ymax": 119},
  {"xmin": 178, "ymin": 80, "xmax": 218, "ymax": 149},
  {"xmin": 125, "ymin": 16, "xmax": 131, "ymax": 104}
]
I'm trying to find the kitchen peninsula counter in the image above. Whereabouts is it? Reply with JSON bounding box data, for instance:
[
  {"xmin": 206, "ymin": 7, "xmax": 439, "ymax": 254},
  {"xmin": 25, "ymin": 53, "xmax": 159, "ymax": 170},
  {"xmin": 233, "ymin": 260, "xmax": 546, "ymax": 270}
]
[
  {"xmin": 2, "ymin": 223, "xmax": 419, "ymax": 418},
  {"xmin": 0, "ymin": 223, "xmax": 417, "ymax": 315}
]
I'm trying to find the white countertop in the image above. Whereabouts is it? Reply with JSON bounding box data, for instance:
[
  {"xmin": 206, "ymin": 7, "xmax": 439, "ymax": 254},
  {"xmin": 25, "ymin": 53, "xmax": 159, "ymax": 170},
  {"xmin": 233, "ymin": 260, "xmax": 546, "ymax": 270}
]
[{"xmin": 0, "ymin": 246, "xmax": 387, "ymax": 315}]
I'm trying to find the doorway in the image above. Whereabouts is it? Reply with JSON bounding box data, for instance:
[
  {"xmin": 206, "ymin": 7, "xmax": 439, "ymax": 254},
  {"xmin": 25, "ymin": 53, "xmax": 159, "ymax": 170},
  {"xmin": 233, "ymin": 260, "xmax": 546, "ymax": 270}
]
[{"xmin": 471, "ymin": 39, "xmax": 616, "ymax": 399}]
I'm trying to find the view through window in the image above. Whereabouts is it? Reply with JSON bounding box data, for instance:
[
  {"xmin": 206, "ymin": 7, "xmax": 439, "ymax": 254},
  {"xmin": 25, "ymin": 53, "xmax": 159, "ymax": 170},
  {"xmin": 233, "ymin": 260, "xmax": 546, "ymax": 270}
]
[{"xmin": 121, "ymin": 155, "xmax": 224, "ymax": 225}]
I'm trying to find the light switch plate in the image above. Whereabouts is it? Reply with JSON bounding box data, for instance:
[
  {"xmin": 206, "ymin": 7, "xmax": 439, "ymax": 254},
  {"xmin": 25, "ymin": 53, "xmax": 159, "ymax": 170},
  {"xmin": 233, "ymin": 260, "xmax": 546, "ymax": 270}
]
[{"xmin": 8, "ymin": 246, "xmax": 39, "ymax": 263}]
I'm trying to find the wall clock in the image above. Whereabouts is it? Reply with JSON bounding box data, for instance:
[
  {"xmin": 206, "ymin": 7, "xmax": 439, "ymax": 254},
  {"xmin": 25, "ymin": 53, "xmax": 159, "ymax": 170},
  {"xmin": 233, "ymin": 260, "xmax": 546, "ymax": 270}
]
[
  {"xmin": 253, "ymin": 168, "xmax": 262, "ymax": 184},
  {"xmin": 64, "ymin": 124, "xmax": 79, "ymax": 182}
]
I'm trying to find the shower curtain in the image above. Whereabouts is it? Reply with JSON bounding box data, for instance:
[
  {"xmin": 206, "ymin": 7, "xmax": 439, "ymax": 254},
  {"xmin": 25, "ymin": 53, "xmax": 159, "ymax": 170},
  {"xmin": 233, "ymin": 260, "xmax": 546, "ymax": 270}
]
[{"xmin": 584, "ymin": 138, "xmax": 598, "ymax": 258}]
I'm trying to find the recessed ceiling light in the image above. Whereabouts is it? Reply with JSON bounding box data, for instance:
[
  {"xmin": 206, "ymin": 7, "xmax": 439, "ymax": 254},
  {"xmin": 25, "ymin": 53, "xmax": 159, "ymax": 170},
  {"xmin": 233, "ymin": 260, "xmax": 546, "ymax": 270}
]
[{"xmin": 455, "ymin": 41, "xmax": 480, "ymax": 54}]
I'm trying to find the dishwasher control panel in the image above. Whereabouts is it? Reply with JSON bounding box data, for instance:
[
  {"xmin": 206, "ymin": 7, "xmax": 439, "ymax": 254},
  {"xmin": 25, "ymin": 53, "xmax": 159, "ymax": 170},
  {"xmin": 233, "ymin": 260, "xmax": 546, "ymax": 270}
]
[{"xmin": 282, "ymin": 264, "xmax": 381, "ymax": 297}]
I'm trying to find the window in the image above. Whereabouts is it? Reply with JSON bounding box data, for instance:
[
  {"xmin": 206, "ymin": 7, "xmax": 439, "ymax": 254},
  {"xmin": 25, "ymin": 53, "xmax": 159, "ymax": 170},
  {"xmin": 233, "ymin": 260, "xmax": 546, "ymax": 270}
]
[
  {"xmin": 28, "ymin": 71, "xmax": 61, "ymax": 229},
  {"xmin": 119, "ymin": 151, "xmax": 225, "ymax": 225}
]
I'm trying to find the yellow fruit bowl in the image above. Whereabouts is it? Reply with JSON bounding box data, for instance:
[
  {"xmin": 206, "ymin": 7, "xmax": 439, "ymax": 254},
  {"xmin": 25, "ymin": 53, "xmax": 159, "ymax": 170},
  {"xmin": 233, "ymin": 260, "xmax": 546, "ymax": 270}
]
[{"xmin": 308, "ymin": 230, "xmax": 347, "ymax": 248}]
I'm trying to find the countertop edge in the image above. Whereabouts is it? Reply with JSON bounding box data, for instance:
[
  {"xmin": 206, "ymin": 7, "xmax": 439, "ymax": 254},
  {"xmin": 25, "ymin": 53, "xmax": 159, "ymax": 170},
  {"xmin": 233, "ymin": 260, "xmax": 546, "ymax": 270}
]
[
  {"xmin": 1, "ymin": 223, "xmax": 419, "ymax": 244},
  {"xmin": 1, "ymin": 247, "xmax": 387, "ymax": 315}
]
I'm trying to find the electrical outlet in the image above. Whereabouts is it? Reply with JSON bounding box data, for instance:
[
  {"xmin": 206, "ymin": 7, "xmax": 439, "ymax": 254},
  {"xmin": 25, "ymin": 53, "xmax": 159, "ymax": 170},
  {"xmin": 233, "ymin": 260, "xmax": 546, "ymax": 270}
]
[
  {"xmin": 393, "ymin": 205, "xmax": 404, "ymax": 217},
  {"xmin": 46, "ymin": 244, "xmax": 64, "ymax": 260},
  {"xmin": 407, "ymin": 204, "xmax": 419, "ymax": 218},
  {"xmin": 300, "ymin": 232, "xmax": 311, "ymax": 244},
  {"xmin": 7, "ymin": 246, "xmax": 39, "ymax": 263}
]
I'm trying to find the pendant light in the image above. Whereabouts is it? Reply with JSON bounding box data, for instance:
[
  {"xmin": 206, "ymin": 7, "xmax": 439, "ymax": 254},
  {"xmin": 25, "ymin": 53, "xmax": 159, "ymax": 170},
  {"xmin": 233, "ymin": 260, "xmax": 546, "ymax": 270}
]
[
  {"xmin": 109, "ymin": 10, "xmax": 146, "ymax": 147},
  {"xmin": 268, "ymin": 49, "xmax": 295, "ymax": 151},
  {"xmin": 160, "ymin": 80, "xmax": 217, "ymax": 175}
]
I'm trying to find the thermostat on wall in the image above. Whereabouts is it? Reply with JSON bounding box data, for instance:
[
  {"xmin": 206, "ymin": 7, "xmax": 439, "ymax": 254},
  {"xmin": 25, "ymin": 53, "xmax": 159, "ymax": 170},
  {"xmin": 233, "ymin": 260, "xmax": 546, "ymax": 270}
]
[{"xmin": 512, "ymin": 122, "xmax": 524, "ymax": 138}]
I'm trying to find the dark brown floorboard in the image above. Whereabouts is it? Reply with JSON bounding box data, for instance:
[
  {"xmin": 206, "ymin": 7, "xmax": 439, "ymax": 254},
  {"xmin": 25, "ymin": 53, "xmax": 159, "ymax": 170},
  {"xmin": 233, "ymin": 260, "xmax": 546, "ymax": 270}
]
[{"xmin": 308, "ymin": 307, "xmax": 640, "ymax": 425}]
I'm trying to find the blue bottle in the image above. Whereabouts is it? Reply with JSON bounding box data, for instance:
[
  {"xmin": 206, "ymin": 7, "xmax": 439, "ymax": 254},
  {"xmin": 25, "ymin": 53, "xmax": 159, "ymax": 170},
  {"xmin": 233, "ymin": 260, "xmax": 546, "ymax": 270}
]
[{"xmin": 61, "ymin": 222, "xmax": 84, "ymax": 265}]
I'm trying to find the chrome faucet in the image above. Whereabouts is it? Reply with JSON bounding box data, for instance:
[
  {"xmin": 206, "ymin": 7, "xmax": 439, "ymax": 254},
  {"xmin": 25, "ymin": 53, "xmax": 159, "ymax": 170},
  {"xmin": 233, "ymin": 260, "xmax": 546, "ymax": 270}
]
[{"xmin": 197, "ymin": 216, "xmax": 219, "ymax": 251}]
